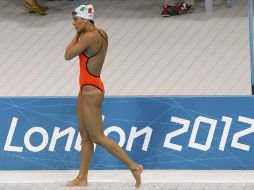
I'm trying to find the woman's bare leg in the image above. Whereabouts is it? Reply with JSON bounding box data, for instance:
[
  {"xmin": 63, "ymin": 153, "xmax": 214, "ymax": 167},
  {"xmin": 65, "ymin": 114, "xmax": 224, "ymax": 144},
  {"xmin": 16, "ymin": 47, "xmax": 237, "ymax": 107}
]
[
  {"xmin": 67, "ymin": 94, "xmax": 94, "ymax": 187},
  {"xmin": 80, "ymin": 85, "xmax": 143, "ymax": 187}
]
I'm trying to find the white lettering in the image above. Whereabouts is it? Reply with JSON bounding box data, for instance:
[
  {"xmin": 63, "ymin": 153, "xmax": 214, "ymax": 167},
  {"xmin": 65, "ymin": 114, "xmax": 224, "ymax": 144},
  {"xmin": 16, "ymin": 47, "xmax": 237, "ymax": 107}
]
[
  {"xmin": 189, "ymin": 116, "xmax": 217, "ymax": 151},
  {"xmin": 74, "ymin": 133, "xmax": 82, "ymax": 151},
  {"xmin": 126, "ymin": 126, "xmax": 152, "ymax": 151},
  {"xmin": 24, "ymin": 127, "xmax": 48, "ymax": 152},
  {"xmin": 4, "ymin": 117, "xmax": 23, "ymax": 152},
  {"xmin": 49, "ymin": 127, "xmax": 75, "ymax": 152},
  {"xmin": 164, "ymin": 116, "xmax": 190, "ymax": 151},
  {"xmin": 219, "ymin": 116, "xmax": 232, "ymax": 151},
  {"xmin": 231, "ymin": 116, "xmax": 254, "ymax": 151},
  {"xmin": 104, "ymin": 126, "xmax": 126, "ymax": 147}
]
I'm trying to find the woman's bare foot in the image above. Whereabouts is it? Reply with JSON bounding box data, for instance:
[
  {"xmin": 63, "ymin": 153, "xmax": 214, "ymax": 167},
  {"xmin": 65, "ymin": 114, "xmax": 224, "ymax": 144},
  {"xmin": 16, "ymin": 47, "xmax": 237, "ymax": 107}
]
[
  {"xmin": 24, "ymin": 0, "xmax": 48, "ymax": 12},
  {"xmin": 130, "ymin": 164, "xmax": 143, "ymax": 188},
  {"xmin": 24, "ymin": 0, "xmax": 47, "ymax": 15},
  {"xmin": 66, "ymin": 176, "xmax": 88, "ymax": 187}
]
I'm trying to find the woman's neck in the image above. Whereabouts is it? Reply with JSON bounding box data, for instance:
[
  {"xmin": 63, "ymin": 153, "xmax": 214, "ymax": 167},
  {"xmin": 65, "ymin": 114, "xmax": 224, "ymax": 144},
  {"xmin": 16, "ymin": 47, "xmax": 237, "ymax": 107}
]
[{"xmin": 84, "ymin": 24, "xmax": 96, "ymax": 33}]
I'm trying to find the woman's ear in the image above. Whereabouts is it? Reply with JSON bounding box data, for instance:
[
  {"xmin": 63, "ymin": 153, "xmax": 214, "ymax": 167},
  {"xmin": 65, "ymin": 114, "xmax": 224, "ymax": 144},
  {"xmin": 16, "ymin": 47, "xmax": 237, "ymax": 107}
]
[{"xmin": 82, "ymin": 19, "xmax": 88, "ymax": 23}]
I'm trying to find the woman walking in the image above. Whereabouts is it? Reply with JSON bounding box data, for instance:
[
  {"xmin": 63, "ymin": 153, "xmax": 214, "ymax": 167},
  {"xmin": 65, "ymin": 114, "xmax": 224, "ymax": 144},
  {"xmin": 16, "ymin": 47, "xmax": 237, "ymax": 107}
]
[{"xmin": 64, "ymin": 4, "xmax": 143, "ymax": 188}]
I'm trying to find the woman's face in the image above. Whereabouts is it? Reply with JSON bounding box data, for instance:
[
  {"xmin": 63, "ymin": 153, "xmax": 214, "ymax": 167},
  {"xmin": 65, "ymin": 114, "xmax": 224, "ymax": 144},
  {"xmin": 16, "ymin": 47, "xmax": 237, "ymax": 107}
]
[{"xmin": 72, "ymin": 16, "xmax": 86, "ymax": 33}]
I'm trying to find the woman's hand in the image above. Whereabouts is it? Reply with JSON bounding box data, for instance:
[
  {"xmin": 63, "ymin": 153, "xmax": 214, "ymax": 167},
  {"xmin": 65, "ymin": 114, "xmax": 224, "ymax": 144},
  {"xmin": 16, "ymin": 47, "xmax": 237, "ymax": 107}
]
[{"xmin": 64, "ymin": 32, "xmax": 94, "ymax": 60}]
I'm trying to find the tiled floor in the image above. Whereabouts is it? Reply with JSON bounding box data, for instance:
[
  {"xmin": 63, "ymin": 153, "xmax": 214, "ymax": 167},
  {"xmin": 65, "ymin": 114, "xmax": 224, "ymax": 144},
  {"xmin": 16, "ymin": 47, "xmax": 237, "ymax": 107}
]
[
  {"xmin": 0, "ymin": 170, "xmax": 254, "ymax": 190},
  {"xmin": 0, "ymin": 0, "xmax": 251, "ymax": 96},
  {"xmin": 0, "ymin": 183, "xmax": 254, "ymax": 190}
]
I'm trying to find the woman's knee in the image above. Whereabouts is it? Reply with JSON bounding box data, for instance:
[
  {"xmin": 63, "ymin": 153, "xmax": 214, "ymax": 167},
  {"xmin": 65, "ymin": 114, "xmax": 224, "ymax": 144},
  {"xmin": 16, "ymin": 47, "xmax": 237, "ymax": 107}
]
[
  {"xmin": 79, "ymin": 128, "xmax": 86, "ymax": 138},
  {"xmin": 89, "ymin": 133, "xmax": 106, "ymax": 145},
  {"xmin": 80, "ymin": 130, "xmax": 92, "ymax": 143}
]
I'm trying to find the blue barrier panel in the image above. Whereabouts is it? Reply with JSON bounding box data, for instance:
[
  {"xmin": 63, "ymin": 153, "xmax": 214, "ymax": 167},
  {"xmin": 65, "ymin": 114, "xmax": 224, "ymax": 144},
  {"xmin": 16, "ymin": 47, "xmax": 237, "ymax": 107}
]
[{"xmin": 0, "ymin": 96, "xmax": 254, "ymax": 170}]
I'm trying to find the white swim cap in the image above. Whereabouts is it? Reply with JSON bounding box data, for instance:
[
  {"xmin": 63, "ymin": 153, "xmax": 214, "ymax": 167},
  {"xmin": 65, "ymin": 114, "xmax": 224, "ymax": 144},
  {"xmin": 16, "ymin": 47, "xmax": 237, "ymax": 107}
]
[{"xmin": 72, "ymin": 4, "xmax": 94, "ymax": 21}]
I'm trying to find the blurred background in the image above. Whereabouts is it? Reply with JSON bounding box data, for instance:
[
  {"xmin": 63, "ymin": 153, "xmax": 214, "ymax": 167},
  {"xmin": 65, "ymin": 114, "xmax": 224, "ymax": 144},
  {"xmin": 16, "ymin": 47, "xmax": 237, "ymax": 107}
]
[{"xmin": 0, "ymin": 0, "xmax": 250, "ymax": 96}]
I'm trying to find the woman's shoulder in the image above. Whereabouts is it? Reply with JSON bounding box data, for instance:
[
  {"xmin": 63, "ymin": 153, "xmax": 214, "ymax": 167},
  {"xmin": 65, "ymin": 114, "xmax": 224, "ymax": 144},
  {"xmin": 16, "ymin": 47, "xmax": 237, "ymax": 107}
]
[{"xmin": 98, "ymin": 28, "xmax": 108, "ymax": 40}]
